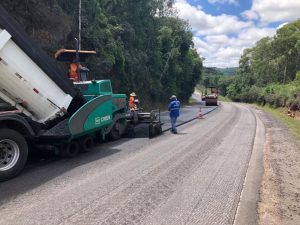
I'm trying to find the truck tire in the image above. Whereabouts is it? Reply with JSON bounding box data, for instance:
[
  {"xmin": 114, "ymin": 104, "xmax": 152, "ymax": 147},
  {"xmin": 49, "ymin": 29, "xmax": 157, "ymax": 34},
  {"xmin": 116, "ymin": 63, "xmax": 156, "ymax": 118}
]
[
  {"xmin": 79, "ymin": 136, "xmax": 94, "ymax": 152},
  {"xmin": 0, "ymin": 128, "xmax": 28, "ymax": 182},
  {"xmin": 61, "ymin": 141, "xmax": 79, "ymax": 158},
  {"xmin": 108, "ymin": 122, "xmax": 122, "ymax": 141}
]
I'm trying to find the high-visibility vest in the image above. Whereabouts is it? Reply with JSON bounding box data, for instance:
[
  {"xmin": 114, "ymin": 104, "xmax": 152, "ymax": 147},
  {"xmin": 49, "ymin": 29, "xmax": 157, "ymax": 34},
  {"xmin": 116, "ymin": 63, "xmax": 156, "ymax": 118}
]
[
  {"xmin": 128, "ymin": 96, "xmax": 136, "ymax": 109},
  {"xmin": 69, "ymin": 63, "xmax": 79, "ymax": 81}
]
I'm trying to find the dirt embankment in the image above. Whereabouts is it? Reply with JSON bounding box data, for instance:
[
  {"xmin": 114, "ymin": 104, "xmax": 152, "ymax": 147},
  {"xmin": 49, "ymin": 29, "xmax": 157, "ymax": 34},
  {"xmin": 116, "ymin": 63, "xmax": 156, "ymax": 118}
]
[{"xmin": 257, "ymin": 109, "xmax": 300, "ymax": 225}]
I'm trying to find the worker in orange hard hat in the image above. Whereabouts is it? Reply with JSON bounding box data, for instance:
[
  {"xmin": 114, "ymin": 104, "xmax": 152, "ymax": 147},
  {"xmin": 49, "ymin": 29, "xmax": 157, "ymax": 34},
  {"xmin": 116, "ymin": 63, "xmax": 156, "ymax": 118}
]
[{"xmin": 128, "ymin": 92, "xmax": 138, "ymax": 110}]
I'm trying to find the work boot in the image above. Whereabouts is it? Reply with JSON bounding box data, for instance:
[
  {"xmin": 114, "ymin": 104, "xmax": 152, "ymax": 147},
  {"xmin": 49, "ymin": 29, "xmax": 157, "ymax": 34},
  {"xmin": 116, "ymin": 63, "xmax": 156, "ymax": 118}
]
[{"xmin": 171, "ymin": 129, "xmax": 177, "ymax": 134}]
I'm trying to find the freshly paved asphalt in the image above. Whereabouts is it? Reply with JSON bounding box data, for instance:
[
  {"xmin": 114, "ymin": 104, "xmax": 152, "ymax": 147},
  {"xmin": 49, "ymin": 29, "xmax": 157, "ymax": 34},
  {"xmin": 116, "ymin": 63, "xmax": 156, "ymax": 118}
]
[
  {"xmin": 160, "ymin": 104, "xmax": 217, "ymax": 132},
  {"xmin": 161, "ymin": 92, "xmax": 217, "ymax": 132}
]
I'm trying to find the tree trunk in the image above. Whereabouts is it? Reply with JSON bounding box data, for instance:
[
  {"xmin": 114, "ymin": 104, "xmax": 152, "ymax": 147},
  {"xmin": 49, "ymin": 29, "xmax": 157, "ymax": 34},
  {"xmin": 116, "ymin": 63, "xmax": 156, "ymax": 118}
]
[{"xmin": 284, "ymin": 60, "xmax": 287, "ymax": 83}]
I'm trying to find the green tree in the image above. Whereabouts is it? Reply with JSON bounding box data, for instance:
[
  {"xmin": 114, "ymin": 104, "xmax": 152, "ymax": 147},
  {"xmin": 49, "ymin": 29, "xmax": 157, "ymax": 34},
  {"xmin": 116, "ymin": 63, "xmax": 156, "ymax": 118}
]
[{"xmin": 1, "ymin": 0, "xmax": 202, "ymax": 105}]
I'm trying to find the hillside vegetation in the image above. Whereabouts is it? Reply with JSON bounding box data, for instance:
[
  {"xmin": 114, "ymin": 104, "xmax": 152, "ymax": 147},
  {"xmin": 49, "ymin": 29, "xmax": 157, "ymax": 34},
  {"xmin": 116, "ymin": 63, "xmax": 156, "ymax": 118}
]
[
  {"xmin": 200, "ymin": 67, "xmax": 236, "ymax": 96},
  {"xmin": 1, "ymin": 0, "xmax": 202, "ymax": 106},
  {"xmin": 227, "ymin": 19, "xmax": 300, "ymax": 108}
]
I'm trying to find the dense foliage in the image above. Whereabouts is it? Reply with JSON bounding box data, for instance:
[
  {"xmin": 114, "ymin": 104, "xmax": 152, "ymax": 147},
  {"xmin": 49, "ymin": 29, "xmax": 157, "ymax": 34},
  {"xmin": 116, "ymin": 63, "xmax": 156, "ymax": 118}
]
[
  {"xmin": 1, "ymin": 0, "xmax": 202, "ymax": 106},
  {"xmin": 227, "ymin": 19, "xmax": 300, "ymax": 107}
]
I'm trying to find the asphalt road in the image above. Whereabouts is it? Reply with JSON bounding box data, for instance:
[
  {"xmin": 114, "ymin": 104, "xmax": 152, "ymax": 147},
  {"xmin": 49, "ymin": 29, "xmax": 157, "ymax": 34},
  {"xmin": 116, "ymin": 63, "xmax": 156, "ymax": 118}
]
[
  {"xmin": 0, "ymin": 102, "xmax": 262, "ymax": 225},
  {"xmin": 160, "ymin": 103, "xmax": 217, "ymax": 132}
]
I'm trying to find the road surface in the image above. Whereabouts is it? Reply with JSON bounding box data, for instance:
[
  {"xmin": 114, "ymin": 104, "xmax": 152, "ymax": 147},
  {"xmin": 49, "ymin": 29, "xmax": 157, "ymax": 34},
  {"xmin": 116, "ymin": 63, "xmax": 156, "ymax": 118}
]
[{"xmin": 0, "ymin": 103, "xmax": 263, "ymax": 225}]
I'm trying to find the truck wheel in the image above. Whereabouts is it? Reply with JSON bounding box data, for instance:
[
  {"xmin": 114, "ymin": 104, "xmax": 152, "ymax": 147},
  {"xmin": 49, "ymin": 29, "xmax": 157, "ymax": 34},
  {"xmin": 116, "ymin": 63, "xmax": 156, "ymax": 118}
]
[
  {"xmin": 0, "ymin": 129, "xmax": 28, "ymax": 182},
  {"xmin": 79, "ymin": 136, "xmax": 94, "ymax": 152},
  {"xmin": 61, "ymin": 141, "xmax": 79, "ymax": 158},
  {"xmin": 108, "ymin": 122, "xmax": 121, "ymax": 141}
]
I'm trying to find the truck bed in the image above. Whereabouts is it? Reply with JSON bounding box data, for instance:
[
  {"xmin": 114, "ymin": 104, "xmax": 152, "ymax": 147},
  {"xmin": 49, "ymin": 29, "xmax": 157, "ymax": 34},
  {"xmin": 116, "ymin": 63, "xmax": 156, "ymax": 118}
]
[{"xmin": 0, "ymin": 5, "xmax": 76, "ymax": 97}]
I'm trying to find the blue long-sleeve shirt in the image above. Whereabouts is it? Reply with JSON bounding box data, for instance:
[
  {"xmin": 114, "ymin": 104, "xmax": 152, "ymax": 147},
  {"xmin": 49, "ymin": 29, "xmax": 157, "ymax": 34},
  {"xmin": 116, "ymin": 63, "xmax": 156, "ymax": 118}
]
[{"xmin": 168, "ymin": 100, "xmax": 180, "ymax": 117}]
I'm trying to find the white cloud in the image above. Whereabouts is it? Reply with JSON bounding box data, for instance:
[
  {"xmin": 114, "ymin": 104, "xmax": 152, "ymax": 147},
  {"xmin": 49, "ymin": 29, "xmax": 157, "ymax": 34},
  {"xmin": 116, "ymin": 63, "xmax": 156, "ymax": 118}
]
[
  {"xmin": 241, "ymin": 10, "xmax": 258, "ymax": 20},
  {"xmin": 174, "ymin": 0, "xmax": 281, "ymax": 67},
  {"xmin": 205, "ymin": 35, "xmax": 230, "ymax": 45},
  {"xmin": 193, "ymin": 27, "xmax": 276, "ymax": 67},
  {"xmin": 242, "ymin": 0, "xmax": 300, "ymax": 23},
  {"xmin": 238, "ymin": 27, "xmax": 276, "ymax": 43},
  {"xmin": 175, "ymin": 1, "xmax": 252, "ymax": 36},
  {"xmin": 208, "ymin": 0, "xmax": 238, "ymax": 6}
]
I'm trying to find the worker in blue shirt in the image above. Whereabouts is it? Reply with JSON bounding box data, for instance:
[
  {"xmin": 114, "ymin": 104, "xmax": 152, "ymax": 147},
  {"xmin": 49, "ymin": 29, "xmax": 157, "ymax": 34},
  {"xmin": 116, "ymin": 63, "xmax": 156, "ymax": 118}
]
[{"xmin": 168, "ymin": 95, "xmax": 180, "ymax": 134}]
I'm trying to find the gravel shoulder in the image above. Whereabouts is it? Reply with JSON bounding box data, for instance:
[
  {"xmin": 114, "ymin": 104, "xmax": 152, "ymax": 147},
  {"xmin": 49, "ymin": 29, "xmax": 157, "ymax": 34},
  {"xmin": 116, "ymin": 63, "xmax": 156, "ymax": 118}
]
[{"xmin": 254, "ymin": 107, "xmax": 300, "ymax": 225}]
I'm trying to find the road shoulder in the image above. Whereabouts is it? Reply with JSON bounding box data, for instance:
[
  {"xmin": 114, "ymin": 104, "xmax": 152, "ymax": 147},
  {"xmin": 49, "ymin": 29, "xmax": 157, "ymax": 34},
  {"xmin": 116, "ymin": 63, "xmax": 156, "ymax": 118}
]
[
  {"xmin": 255, "ymin": 107, "xmax": 300, "ymax": 225},
  {"xmin": 234, "ymin": 106, "xmax": 265, "ymax": 225}
]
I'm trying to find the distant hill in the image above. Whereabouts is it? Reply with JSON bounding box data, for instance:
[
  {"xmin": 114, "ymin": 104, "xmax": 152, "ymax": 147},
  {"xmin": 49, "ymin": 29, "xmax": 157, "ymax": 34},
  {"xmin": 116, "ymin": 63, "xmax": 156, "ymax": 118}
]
[
  {"xmin": 203, "ymin": 67, "xmax": 237, "ymax": 77},
  {"xmin": 217, "ymin": 67, "xmax": 237, "ymax": 76}
]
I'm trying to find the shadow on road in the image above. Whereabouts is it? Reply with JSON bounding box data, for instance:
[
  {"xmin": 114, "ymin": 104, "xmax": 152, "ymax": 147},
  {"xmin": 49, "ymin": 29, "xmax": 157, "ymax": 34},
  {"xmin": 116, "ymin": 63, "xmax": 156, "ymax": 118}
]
[
  {"xmin": 0, "ymin": 140, "xmax": 124, "ymax": 204},
  {"xmin": 173, "ymin": 132, "xmax": 188, "ymax": 135}
]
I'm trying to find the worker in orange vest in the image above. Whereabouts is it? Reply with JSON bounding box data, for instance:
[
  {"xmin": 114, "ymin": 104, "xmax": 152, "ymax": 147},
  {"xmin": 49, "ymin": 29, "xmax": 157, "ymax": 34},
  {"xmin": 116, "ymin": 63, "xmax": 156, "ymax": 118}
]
[
  {"xmin": 69, "ymin": 62, "xmax": 82, "ymax": 82},
  {"xmin": 128, "ymin": 92, "xmax": 138, "ymax": 110}
]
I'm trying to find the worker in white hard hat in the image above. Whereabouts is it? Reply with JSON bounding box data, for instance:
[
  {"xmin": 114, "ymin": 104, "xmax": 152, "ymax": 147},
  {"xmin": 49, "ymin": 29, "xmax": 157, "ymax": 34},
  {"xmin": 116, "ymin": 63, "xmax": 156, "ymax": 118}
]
[{"xmin": 168, "ymin": 95, "xmax": 180, "ymax": 134}]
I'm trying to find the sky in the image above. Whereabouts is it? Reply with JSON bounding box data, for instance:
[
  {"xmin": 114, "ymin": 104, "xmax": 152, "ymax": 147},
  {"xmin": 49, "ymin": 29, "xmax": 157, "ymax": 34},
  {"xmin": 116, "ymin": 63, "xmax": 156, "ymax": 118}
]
[{"xmin": 174, "ymin": 0, "xmax": 300, "ymax": 68}]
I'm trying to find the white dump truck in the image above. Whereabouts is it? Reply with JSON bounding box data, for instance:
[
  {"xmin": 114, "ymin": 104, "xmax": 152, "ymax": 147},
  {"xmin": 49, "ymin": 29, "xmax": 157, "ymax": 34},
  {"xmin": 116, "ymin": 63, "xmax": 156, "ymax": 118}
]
[
  {"xmin": 0, "ymin": 5, "xmax": 88, "ymax": 181},
  {"xmin": 0, "ymin": 28, "xmax": 73, "ymax": 123}
]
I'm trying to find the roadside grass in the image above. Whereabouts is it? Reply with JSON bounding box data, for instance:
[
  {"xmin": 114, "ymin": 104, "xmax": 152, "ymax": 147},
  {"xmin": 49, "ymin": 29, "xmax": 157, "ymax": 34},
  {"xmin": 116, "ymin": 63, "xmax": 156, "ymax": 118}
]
[
  {"xmin": 188, "ymin": 97, "xmax": 198, "ymax": 105},
  {"xmin": 261, "ymin": 105, "xmax": 300, "ymax": 144},
  {"xmin": 218, "ymin": 95, "xmax": 231, "ymax": 102}
]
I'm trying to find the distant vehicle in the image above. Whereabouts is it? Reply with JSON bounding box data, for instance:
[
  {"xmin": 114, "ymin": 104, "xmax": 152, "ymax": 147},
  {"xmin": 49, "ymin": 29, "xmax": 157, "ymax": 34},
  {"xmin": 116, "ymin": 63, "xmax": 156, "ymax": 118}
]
[{"xmin": 202, "ymin": 86, "xmax": 219, "ymax": 106}]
